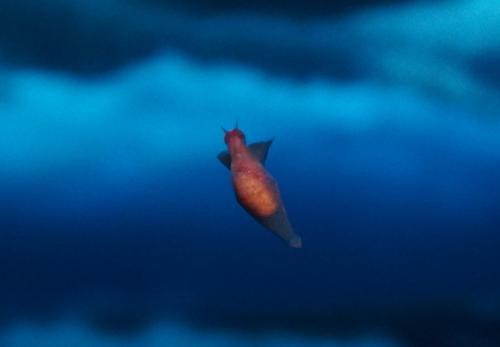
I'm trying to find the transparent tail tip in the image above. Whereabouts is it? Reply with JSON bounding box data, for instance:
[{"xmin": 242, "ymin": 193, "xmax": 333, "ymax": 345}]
[{"xmin": 288, "ymin": 235, "xmax": 302, "ymax": 249}]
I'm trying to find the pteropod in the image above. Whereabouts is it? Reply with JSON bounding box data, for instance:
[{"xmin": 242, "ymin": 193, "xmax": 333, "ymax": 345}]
[{"xmin": 218, "ymin": 126, "xmax": 302, "ymax": 248}]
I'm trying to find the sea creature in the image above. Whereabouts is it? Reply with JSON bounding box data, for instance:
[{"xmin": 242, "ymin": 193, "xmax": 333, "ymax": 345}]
[{"xmin": 218, "ymin": 126, "xmax": 302, "ymax": 248}]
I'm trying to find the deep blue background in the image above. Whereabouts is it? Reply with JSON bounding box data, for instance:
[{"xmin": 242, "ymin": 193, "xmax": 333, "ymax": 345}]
[{"xmin": 1, "ymin": 1, "xmax": 500, "ymax": 346}]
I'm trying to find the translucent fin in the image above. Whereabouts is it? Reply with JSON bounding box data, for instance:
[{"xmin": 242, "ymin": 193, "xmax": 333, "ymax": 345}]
[
  {"xmin": 248, "ymin": 139, "xmax": 274, "ymax": 165},
  {"xmin": 260, "ymin": 203, "xmax": 302, "ymax": 248},
  {"xmin": 217, "ymin": 151, "xmax": 231, "ymax": 169}
]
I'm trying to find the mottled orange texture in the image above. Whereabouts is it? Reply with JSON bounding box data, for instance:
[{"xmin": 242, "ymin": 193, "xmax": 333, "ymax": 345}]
[
  {"xmin": 219, "ymin": 127, "xmax": 301, "ymax": 248},
  {"xmin": 233, "ymin": 171, "xmax": 279, "ymax": 218}
]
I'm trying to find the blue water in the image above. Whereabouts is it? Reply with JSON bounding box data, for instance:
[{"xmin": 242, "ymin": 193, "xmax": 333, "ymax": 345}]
[{"xmin": 1, "ymin": 1, "xmax": 500, "ymax": 346}]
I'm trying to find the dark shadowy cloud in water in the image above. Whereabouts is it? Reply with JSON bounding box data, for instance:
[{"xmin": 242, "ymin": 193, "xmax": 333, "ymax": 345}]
[
  {"xmin": 1, "ymin": 0, "xmax": 500, "ymax": 107},
  {"xmin": 137, "ymin": 0, "xmax": 430, "ymax": 17},
  {"xmin": 0, "ymin": 1, "xmax": 445, "ymax": 80},
  {"xmin": 0, "ymin": 0, "xmax": 364, "ymax": 80}
]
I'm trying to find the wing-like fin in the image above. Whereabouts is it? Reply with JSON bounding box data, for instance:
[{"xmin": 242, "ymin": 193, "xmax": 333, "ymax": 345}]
[
  {"xmin": 260, "ymin": 204, "xmax": 302, "ymax": 248},
  {"xmin": 248, "ymin": 139, "xmax": 274, "ymax": 165},
  {"xmin": 217, "ymin": 151, "xmax": 231, "ymax": 169}
]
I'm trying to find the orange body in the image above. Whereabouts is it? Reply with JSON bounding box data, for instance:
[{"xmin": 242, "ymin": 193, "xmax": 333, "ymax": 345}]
[
  {"xmin": 219, "ymin": 128, "xmax": 302, "ymax": 248},
  {"xmin": 228, "ymin": 137, "xmax": 279, "ymax": 219}
]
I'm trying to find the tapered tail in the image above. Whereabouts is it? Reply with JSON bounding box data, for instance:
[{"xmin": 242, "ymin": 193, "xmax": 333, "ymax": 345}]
[{"xmin": 288, "ymin": 235, "xmax": 302, "ymax": 249}]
